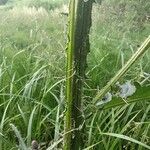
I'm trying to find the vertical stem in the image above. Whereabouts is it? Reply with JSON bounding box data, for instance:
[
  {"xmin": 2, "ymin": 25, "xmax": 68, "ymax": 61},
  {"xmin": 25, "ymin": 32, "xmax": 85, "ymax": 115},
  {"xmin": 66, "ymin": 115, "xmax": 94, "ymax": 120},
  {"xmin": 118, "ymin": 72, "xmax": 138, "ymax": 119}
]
[
  {"xmin": 64, "ymin": 0, "xmax": 76, "ymax": 149},
  {"xmin": 64, "ymin": 0, "xmax": 94, "ymax": 150}
]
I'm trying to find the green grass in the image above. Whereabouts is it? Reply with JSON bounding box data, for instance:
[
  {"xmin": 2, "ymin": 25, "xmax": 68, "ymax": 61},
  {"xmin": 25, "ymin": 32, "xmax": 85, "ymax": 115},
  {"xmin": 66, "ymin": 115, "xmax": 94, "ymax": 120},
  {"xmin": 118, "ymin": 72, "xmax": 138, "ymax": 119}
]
[{"xmin": 0, "ymin": 0, "xmax": 150, "ymax": 149}]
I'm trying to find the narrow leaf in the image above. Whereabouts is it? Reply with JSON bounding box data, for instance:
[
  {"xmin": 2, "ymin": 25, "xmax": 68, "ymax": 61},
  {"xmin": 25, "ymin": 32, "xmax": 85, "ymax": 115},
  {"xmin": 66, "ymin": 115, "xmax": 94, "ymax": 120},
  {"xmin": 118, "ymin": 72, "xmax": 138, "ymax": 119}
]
[
  {"xmin": 101, "ymin": 132, "xmax": 150, "ymax": 149},
  {"xmin": 10, "ymin": 124, "xmax": 28, "ymax": 150}
]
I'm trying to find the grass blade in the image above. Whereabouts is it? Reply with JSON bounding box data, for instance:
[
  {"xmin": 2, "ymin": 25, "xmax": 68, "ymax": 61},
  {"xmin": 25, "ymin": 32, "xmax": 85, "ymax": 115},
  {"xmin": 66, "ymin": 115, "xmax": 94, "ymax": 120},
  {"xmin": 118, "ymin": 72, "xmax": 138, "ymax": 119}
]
[
  {"xmin": 46, "ymin": 138, "xmax": 63, "ymax": 150},
  {"xmin": 101, "ymin": 132, "xmax": 150, "ymax": 149},
  {"xmin": 27, "ymin": 106, "xmax": 37, "ymax": 147},
  {"xmin": 10, "ymin": 124, "xmax": 28, "ymax": 150}
]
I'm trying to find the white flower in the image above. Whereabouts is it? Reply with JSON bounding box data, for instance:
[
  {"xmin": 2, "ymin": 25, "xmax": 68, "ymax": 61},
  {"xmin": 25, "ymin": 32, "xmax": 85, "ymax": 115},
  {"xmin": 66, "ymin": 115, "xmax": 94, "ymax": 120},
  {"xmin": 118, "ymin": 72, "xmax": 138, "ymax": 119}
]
[{"xmin": 118, "ymin": 81, "xmax": 136, "ymax": 99}]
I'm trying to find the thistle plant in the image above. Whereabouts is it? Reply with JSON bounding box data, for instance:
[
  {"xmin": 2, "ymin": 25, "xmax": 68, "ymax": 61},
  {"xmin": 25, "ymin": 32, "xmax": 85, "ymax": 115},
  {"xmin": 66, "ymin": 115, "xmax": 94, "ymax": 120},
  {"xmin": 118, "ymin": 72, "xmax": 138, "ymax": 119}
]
[
  {"xmin": 64, "ymin": 1, "xmax": 150, "ymax": 149},
  {"xmin": 64, "ymin": 0, "xmax": 94, "ymax": 149}
]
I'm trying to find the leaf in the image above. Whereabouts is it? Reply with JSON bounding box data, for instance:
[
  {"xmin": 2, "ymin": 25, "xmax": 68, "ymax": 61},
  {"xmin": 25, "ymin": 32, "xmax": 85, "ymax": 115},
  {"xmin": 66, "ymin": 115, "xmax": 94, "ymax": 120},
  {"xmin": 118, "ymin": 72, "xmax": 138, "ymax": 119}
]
[
  {"xmin": 46, "ymin": 138, "xmax": 63, "ymax": 150},
  {"xmin": 27, "ymin": 106, "xmax": 37, "ymax": 147},
  {"xmin": 83, "ymin": 141, "xmax": 102, "ymax": 150},
  {"xmin": 93, "ymin": 35, "xmax": 150, "ymax": 103},
  {"xmin": 0, "ymin": 132, "xmax": 3, "ymax": 137},
  {"xmin": 10, "ymin": 124, "xmax": 28, "ymax": 150},
  {"xmin": 103, "ymin": 85, "xmax": 150, "ymax": 109},
  {"xmin": 101, "ymin": 132, "xmax": 150, "ymax": 149}
]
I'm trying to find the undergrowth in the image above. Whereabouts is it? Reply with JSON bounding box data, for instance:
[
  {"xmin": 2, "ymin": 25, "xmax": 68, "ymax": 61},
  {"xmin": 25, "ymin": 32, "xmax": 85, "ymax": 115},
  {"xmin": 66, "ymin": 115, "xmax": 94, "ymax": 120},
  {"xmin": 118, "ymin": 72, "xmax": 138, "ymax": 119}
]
[{"xmin": 0, "ymin": 0, "xmax": 150, "ymax": 149}]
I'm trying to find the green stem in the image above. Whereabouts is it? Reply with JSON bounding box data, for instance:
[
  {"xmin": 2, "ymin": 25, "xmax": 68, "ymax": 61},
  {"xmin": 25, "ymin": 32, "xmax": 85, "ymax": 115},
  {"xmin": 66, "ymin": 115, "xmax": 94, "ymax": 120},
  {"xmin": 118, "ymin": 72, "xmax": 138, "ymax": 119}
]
[
  {"xmin": 64, "ymin": 0, "xmax": 94, "ymax": 149},
  {"xmin": 93, "ymin": 35, "xmax": 150, "ymax": 104},
  {"xmin": 64, "ymin": 0, "xmax": 76, "ymax": 149}
]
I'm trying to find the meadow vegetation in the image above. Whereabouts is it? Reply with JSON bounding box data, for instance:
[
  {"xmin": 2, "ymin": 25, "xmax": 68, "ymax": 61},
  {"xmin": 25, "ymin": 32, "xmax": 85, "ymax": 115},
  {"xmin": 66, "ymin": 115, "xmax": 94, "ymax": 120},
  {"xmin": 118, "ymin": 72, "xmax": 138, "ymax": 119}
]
[{"xmin": 0, "ymin": 0, "xmax": 150, "ymax": 149}]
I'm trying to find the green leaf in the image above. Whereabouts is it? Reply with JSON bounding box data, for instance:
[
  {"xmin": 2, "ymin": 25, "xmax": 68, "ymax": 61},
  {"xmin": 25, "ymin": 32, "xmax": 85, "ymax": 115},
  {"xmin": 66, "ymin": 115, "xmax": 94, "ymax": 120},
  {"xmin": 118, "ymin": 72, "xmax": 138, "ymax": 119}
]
[
  {"xmin": 93, "ymin": 35, "xmax": 150, "ymax": 103},
  {"xmin": 46, "ymin": 138, "xmax": 63, "ymax": 150},
  {"xmin": 27, "ymin": 106, "xmax": 37, "ymax": 147},
  {"xmin": 103, "ymin": 85, "xmax": 150, "ymax": 109},
  {"xmin": 101, "ymin": 132, "xmax": 150, "ymax": 149},
  {"xmin": 10, "ymin": 124, "xmax": 28, "ymax": 150}
]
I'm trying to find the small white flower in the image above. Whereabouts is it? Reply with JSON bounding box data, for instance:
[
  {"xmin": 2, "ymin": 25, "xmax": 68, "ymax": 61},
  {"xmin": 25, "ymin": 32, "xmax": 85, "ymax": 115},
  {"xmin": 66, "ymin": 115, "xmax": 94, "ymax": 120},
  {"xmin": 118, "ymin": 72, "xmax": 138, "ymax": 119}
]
[{"xmin": 118, "ymin": 81, "xmax": 136, "ymax": 99}]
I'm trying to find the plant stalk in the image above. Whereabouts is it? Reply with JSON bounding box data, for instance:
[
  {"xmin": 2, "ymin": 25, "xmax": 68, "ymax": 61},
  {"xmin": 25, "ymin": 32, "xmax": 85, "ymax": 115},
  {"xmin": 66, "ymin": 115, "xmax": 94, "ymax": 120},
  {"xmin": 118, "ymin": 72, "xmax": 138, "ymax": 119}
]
[{"xmin": 64, "ymin": 0, "xmax": 94, "ymax": 149}]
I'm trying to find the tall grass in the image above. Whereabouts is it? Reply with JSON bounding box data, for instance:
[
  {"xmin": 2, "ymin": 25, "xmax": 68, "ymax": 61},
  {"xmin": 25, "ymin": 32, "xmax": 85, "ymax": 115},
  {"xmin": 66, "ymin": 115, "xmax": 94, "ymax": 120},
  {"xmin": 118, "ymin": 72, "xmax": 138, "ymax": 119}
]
[
  {"xmin": 0, "ymin": 5, "xmax": 66, "ymax": 149},
  {"xmin": 4, "ymin": 0, "xmax": 68, "ymax": 11},
  {"xmin": 0, "ymin": 0, "xmax": 150, "ymax": 149}
]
